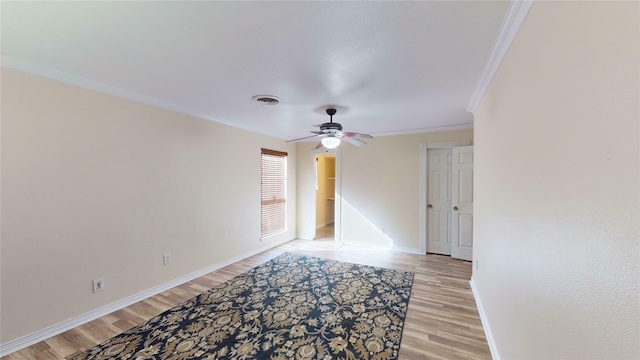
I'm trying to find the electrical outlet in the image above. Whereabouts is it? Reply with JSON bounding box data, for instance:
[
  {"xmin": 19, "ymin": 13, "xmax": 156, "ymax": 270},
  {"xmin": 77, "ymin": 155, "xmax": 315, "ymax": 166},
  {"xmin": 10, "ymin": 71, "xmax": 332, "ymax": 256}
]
[
  {"xmin": 163, "ymin": 253, "xmax": 171, "ymax": 265},
  {"xmin": 93, "ymin": 278, "xmax": 104, "ymax": 293},
  {"xmin": 475, "ymin": 260, "xmax": 479, "ymax": 271}
]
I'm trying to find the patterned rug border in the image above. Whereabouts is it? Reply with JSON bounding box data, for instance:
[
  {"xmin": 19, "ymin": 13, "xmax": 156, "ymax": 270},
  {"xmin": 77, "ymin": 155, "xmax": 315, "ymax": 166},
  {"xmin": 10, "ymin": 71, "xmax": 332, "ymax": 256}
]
[{"xmin": 72, "ymin": 252, "xmax": 415, "ymax": 360}]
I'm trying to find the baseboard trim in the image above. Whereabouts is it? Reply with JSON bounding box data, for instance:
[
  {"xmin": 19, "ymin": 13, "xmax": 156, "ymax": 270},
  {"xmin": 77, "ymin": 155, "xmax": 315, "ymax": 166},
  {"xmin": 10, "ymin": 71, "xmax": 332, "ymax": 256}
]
[
  {"xmin": 0, "ymin": 236, "xmax": 295, "ymax": 357},
  {"xmin": 470, "ymin": 277, "xmax": 500, "ymax": 360},
  {"xmin": 391, "ymin": 245, "xmax": 424, "ymax": 255},
  {"xmin": 295, "ymin": 236, "xmax": 314, "ymax": 241}
]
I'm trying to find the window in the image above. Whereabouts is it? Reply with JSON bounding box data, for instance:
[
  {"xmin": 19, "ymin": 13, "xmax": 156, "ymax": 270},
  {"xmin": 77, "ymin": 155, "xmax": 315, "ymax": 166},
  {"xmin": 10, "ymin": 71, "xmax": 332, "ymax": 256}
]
[{"xmin": 261, "ymin": 148, "xmax": 287, "ymax": 239}]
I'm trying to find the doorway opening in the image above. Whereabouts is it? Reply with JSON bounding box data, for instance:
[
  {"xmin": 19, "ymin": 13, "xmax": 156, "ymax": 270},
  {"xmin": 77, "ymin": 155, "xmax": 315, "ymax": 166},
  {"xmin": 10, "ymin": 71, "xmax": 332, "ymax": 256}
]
[{"xmin": 315, "ymin": 154, "xmax": 336, "ymax": 240}]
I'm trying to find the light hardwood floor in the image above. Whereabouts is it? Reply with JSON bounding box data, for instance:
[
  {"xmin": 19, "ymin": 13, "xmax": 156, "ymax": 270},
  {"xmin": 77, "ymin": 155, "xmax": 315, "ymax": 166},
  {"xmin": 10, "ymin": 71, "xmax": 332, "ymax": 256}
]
[{"xmin": 3, "ymin": 239, "xmax": 490, "ymax": 360}]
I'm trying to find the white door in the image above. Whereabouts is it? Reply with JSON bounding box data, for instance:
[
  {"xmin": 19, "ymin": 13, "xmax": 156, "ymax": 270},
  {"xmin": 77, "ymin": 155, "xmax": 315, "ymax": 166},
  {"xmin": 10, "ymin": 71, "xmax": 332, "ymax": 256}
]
[
  {"xmin": 451, "ymin": 145, "xmax": 474, "ymax": 261},
  {"xmin": 427, "ymin": 148, "xmax": 452, "ymax": 255}
]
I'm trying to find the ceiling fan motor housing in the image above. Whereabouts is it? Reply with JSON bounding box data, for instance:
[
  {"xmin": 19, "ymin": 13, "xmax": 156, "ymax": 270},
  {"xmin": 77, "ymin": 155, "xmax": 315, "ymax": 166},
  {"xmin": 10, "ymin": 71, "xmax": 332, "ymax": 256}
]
[
  {"xmin": 285, "ymin": 107, "xmax": 370, "ymax": 147},
  {"xmin": 320, "ymin": 122, "xmax": 343, "ymax": 131}
]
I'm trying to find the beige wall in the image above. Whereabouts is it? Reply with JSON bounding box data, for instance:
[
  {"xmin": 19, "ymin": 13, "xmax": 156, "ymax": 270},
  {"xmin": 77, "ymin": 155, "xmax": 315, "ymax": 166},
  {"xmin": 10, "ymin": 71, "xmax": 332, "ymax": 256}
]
[
  {"xmin": 0, "ymin": 68, "xmax": 297, "ymax": 343},
  {"xmin": 473, "ymin": 2, "xmax": 639, "ymax": 359},
  {"xmin": 297, "ymin": 129, "xmax": 473, "ymax": 250}
]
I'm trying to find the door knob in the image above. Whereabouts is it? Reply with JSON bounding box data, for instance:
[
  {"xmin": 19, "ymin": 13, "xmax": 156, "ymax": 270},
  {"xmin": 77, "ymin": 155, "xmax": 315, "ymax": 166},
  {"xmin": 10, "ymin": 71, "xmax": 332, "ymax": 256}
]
[
  {"xmin": 427, "ymin": 204, "xmax": 433, "ymax": 208},
  {"xmin": 453, "ymin": 206, "xmax": 459, "ymax": 211}
]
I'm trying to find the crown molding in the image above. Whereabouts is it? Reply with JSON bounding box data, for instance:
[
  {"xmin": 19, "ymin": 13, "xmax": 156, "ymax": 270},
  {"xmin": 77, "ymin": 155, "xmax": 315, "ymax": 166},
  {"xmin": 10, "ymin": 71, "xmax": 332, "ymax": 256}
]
[
  {"xmin": 372, "ymin": 123, "xmax": 474, "ymax": 138},
  {"xmin": 0, "ymin": 55, "xmax": 289, "ymax": 140},
  {"xmin": 466, "ymin": 0, "xmax": 535, "ymax": 114}
]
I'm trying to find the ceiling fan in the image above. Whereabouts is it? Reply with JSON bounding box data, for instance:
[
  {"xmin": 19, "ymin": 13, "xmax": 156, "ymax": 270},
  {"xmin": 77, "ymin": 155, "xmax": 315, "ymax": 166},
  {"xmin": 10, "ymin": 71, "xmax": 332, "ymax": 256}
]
[{"xmin": 286, "ymin": 108, "xmax": 373, "ymax": 149}]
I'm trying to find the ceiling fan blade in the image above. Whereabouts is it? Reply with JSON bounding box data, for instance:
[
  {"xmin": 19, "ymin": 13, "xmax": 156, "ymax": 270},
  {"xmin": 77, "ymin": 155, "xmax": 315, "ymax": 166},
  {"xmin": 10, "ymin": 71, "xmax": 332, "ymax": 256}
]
[
  {"xmin": 340, "ymin": 135, "xmax": 367, "ymax": 147},
  {"xmin": 344, "ymin": 132, "xmax": 373, "ymax": 139},
  {"xmin": 314, "ymin": 142, "xmax": 324, "ymax": 149},
  {"xmin": 285, "ymin": 134, "xmax": 321, "ymax": 142},
  {"xmin": 310, "ymin": 131, "xmax": 324, "ymax": 135}
]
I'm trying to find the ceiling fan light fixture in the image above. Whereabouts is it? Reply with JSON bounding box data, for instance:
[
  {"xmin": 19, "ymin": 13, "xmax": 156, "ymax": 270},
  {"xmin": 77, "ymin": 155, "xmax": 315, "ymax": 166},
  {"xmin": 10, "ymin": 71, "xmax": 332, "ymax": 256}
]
[
  {"xmin": 252, "ymin": 95, "xmax": 280, "ymax": 105},
  {"xmin": 321, "ymin": 136, "xmax": 341, "ymax": 149}
]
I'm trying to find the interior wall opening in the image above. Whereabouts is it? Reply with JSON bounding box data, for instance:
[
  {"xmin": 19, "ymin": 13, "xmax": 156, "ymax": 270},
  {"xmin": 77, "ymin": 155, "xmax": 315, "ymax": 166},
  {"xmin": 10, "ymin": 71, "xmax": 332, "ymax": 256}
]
[{"xmin": 315, "ymin": 154, "xmax": 336, "ymax": 240}]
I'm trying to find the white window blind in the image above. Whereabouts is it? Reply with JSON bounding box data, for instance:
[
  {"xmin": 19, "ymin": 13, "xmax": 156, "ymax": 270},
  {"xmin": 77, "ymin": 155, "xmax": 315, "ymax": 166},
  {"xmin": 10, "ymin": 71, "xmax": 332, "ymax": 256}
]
[{"xmin": 261, "ymin": 148, "xmax": 287, "ymax": 239}]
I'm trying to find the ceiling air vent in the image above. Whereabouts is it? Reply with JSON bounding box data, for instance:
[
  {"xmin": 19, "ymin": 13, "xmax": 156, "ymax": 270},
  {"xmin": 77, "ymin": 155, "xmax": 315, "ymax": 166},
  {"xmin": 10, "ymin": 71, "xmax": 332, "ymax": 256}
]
[{"xmin": 252, "ymin": 95, "xmax": 280, "ymax": 105}]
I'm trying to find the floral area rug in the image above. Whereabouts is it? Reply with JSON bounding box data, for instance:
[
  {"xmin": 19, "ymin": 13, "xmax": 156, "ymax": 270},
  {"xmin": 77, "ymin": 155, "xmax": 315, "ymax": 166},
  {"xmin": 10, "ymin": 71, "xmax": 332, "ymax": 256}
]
[{"xmin": 72, "ymin": 252, "xmax": 414, "ymax": 360}]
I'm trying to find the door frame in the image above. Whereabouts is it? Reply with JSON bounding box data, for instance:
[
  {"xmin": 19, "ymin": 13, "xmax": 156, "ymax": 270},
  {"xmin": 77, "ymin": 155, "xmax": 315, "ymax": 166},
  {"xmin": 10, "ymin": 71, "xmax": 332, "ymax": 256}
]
[
  {"xmin": 420, "ymin": 140, "xmax": 471, "ymax": 254},
  {"xmin": 310, "ymin": 147, "xmax": 341, "ymax": 241}
]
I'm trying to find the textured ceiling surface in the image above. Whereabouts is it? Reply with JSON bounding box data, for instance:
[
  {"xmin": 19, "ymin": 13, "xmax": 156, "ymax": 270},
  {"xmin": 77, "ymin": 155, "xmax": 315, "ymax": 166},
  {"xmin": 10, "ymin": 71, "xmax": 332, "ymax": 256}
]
[{"xmin": 1, "ymin": 1, "xmax": 510, "ymax": 140}]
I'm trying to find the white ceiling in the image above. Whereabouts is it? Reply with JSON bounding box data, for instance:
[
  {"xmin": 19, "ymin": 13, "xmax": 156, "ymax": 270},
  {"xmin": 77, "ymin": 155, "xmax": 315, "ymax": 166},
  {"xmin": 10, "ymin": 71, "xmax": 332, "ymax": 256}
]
[{"xmin": 1, "ymin": 1, "xmax": 512, "ymax": 140}]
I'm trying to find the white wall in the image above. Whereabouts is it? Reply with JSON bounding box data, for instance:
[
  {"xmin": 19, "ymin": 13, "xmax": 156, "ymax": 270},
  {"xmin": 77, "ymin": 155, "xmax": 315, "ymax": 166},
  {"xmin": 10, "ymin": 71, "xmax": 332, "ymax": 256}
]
[
  {"xmin": 473, "ymin": 2, "xmax": 639, "ymax": 359},
  {"xmin": 297, "ymin": 129, "xmax": 473, "ymax": 251},
  {"xmin": 0, "ymin": 68, "xmax": 297, "ymax": 343}
]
